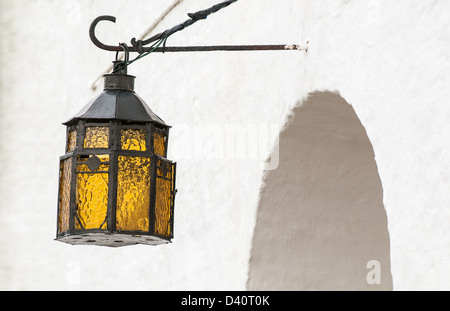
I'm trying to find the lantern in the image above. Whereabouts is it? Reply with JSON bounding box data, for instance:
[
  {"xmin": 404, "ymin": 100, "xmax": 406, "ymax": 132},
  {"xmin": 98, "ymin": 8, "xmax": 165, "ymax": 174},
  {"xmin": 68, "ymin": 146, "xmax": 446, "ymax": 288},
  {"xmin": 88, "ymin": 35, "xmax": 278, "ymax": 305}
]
[{"xmin": 56, "ymin": 61, "xmax": 176, "ymax": 247}]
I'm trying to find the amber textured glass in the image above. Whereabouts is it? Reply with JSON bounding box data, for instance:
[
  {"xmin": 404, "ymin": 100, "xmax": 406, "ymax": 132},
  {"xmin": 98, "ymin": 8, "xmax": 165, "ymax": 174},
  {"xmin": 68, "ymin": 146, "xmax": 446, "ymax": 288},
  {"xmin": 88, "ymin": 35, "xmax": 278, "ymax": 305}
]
[
  {"xmin": 84, "ymin": 126, "xmax": 109, "ymax": 148},
  {"xmin": 77, "ymin": 164, "xmax": 109, "ymax": 173},
  {"xmin": 67, "ymin": 129, "xmax": 77, "ymax": 152},
  {"xmin": 116, "ymin": 156, "xmax": 151, "ymax": 231},
  {"xmin": 155, "ymin": 161, "xmax": 172, "ymax": 237},
  {"xmin": 58, "ymin": 158, "xmax": 72, "ymax": 233},
  {"xmin": 121, "ymin": 129, "xmax": 146, "ymax": 151},
  {"xmin": 75, "ymin": 156, "xmax": 109, "ymax": 229},
  {"xmin": 153, "ymin": 132, "xmax": 166, "ymax": 156}
]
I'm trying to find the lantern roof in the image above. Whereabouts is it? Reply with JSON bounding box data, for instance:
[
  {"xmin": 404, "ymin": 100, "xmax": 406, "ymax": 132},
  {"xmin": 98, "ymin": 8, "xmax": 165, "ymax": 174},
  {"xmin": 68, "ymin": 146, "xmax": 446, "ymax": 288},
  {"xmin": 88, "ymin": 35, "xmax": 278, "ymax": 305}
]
[{"xmin": 64, "ymin": 73, "xmax": 167, "ymax": 126}]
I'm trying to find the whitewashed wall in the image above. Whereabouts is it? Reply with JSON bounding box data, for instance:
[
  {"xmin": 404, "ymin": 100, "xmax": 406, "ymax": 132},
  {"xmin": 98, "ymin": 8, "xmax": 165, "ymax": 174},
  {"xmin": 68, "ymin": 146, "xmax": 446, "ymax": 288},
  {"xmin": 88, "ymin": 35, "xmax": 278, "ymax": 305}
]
[{"xmin": 0, "ymin": 0, "xmax": 449, "ymax": 290}]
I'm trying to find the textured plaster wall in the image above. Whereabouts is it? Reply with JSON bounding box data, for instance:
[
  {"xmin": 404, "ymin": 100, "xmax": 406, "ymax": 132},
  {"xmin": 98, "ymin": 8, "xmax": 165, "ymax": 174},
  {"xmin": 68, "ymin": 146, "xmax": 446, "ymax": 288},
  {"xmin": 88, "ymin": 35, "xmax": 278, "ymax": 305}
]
[
  {"xmin": 248, "ymin": 92, "xmax": 393, "ymax": 290},
  {"xmin": 0, "ymin": 0, "xmax": 449, "ymax": 290}
]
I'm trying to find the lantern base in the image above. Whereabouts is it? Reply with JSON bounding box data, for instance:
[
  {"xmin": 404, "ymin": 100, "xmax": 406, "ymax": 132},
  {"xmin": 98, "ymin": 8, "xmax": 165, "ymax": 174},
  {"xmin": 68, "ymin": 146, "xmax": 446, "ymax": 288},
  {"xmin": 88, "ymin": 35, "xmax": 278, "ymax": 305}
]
[{"xmin": 55, "ymin": 232, "xmax": 170, "ymax": 247}]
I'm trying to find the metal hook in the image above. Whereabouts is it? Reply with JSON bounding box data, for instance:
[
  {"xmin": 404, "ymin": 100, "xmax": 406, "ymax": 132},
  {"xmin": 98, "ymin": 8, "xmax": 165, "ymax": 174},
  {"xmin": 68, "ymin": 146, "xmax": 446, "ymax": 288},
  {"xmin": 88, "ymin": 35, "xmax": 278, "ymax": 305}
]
[
  {"xmin": 116, "ymin": 43, "xmax": 130, "ymax": 63},
  {"xmin": 112, "ymin": 43, "xmax": 130, "ymax": 74},
  {"xmin": 89, "ymin": 15, "xmax": 123, "ymax": 52}
]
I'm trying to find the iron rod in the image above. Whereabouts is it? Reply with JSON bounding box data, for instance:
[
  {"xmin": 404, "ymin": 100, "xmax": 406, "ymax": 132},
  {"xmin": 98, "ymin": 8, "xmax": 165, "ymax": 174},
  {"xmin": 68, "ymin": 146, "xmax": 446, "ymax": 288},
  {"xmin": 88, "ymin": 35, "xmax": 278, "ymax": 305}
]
[{"xmin": 144, "ymin": 44, "xmax": 307, "ymax": 53}]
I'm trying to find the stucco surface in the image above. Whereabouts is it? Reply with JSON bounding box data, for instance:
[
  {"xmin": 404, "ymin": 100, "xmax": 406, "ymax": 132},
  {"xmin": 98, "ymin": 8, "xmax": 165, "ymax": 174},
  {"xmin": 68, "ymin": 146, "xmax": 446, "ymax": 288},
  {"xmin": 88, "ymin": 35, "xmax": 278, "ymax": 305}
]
[
  {"xmin": 0, "ymin": 0, "xmax": 449, "ymax": 290},
  {"xmin": 248, "ymin": 92, "xmax": 392, "ymax": 290}
]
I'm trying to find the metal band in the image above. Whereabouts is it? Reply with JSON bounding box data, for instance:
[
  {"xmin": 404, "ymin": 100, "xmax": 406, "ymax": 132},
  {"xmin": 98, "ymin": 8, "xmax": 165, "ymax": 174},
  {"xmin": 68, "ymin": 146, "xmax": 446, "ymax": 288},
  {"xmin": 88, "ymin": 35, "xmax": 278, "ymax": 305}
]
[{"xmin": 103, "ymin": 74, "xmax": 135, "ymax": 91}]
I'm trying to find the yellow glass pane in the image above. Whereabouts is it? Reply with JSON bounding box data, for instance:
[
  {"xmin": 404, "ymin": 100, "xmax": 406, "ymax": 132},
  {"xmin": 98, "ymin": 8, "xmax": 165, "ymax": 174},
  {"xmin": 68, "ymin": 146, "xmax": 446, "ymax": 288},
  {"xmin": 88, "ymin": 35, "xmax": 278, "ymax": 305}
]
[
  {"xmin": 76, "ymin": 170, "xmax": 109, "ymax": 230},
  {"xmin": 98, "ymin": 154, "xmax": 109, "ymax": 162},
  {"xmin": 116, "ymin": 156, "xmax": 151, "ymax": 231},
  {"xmin": 77, "ymin": 164, "xmax": 109, "ymax": 172},
  {"xmin": 84, "ymin": 126, "xmax": 109, "ymax": 148},
  {"xmin": 67, "ymin": 129, "xmax": 77, "ymax": 152},
  {"xmin": 155, "ymin": 161, "xmax": 172, "ymax": 237},
  {"xmin": 155, "ymin": 178, "xmax": 172, "ymax": 237},
  {"xmin": 121, "ymin": 129, "xmax": 146, "ymax": 151},
  {"xmin": 153, "ymin": 132, "xmax": 166, "ymax": 156},
  {"xmin": 58, "ymin": 158, "xmax": 72, "ymax": 233}
]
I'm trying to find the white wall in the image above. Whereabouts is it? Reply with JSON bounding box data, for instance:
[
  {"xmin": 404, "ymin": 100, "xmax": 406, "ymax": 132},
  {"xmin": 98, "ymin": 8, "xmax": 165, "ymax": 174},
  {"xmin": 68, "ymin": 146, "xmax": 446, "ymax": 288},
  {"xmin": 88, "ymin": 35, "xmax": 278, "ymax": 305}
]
[{"xmin": 0, "ymin": 0, "xmax": 449, "ymax": 290}]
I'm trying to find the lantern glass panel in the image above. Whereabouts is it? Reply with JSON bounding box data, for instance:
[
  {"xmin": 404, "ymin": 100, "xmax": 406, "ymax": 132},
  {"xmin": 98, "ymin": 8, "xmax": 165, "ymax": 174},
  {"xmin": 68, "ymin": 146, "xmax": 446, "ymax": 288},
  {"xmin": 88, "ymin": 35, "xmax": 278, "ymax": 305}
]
[
  {"xmin": 116, "ymin": 156, "xmax": 151, "ymax": 231},
  {"xmin": 153, "ymin": 132, "xmax": 166, "ymax": 157},
  {"xmin": 77, "ymin": 163, "xmax": 109, "ymax": 172},
  {"xmin": 84, "ymin": 126, "xmax": 109, "ymax": 149},
  {"xmin": 121, "ymin": 128, "xmax": 146, "ymax": 151},
  {"xmin": 58, "ymin": 158, "xmax": 72, "ymax": 233},
  {"xmin": 155, "ymin": 160, "xmax": 173, "ymax": 237},
  {"xmin": 75, "ymin": 155, "xmax": 109, "ymax": 229},
  {"xmin": 67, "ymin": 129, "xmax": 77, "ymax": 152}
]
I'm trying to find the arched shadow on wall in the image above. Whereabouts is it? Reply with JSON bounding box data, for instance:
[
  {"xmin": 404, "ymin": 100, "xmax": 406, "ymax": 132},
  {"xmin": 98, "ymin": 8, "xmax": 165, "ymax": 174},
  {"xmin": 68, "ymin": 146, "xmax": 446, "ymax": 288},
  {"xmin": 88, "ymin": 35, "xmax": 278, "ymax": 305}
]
[{"xmin": 247, "ymin": 91, "xmax": 392, "ymax": 290}]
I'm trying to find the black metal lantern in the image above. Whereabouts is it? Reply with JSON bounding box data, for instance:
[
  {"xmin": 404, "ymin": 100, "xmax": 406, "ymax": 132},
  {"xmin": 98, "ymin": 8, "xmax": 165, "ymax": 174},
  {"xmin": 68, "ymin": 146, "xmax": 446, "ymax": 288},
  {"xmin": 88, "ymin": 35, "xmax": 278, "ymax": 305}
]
[{"xmin": 56, "ymin": 61, "xmax": 176, "ymax": 247}]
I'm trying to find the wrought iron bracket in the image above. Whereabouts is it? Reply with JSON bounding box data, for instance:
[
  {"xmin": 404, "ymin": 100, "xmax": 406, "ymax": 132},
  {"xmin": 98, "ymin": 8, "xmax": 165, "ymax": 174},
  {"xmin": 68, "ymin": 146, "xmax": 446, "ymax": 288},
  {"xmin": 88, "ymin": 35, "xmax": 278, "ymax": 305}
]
[{"xmin": 89, "ymin": 15, "xmax": 308, "ymax": 55}]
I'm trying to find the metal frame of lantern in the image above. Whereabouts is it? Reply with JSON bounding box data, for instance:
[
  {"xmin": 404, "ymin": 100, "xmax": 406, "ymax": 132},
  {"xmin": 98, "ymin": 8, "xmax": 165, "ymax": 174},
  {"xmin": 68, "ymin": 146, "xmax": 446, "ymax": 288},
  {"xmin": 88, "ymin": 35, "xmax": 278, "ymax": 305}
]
[{"xmin": 56, "ymin": 62, "xmax": 176, "ymax": 247}]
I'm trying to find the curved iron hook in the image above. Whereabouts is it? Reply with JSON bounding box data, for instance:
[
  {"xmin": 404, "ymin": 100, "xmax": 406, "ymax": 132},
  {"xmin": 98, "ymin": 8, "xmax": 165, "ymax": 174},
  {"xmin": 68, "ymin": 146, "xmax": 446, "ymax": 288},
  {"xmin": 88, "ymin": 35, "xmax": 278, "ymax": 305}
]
[
  {"xmin": 116, "ymin": 43, "xmax": 130, "ymax": 63},
  {"xmin": 89, "ymin": 15, "xmax": 124, "ymax": 52}
]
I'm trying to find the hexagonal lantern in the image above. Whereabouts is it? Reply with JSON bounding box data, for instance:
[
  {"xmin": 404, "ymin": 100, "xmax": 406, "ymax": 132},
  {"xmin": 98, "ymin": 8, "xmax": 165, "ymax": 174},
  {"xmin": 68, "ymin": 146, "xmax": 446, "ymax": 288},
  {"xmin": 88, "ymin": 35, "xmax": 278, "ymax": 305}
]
[{"xmin": 56, "ymin": 62, "xmax": 176, "ymax": 247}]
